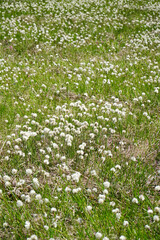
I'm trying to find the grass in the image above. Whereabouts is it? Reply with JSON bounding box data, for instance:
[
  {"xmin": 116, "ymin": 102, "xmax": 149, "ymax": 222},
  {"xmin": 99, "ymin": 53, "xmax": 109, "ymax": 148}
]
[{"xmin": 0, "ymin": 0, "xmax": 160, "ymax": 239}]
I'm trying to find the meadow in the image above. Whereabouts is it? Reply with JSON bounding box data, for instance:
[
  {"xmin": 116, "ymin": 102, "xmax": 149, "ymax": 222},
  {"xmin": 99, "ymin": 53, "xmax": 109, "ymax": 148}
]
[{"xmin": 0, "ymin": 0, "xmax": 160, "ymax": 239}]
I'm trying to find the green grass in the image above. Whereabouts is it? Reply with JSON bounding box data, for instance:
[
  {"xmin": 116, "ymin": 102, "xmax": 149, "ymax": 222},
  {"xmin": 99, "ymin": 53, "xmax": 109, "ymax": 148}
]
[{"xmin": 0, "ymin": 0, "xmax": 160, "ymax": 239}]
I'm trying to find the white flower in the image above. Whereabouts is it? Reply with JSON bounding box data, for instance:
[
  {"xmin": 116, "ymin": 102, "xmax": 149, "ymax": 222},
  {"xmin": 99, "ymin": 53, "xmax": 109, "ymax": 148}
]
[
  {"xmin": 72, "ymin": 187, "xmax": 81, "ymax": 193},
  {"xmin": 25, "ymin": 221, "xmax": 30, "ymax": 230},
  {"xmin": 112, "ymin": 208, "xmax": 120, "ymax": 213},
  {"xmin": 12, "ymin": 169, "xmax": 17, "ymax": 175},
  {"xmin": 86, "ymin": 206, "xmax": 92, "ymax": 211},
  {"xmin": 65, "ymin": 187, "xmax": 71, "ymax": 192},
  {"xmin": 30, "ymin": 190, "xmax": 36, "ymax": 195},
  {"xmin": 95, "ymin": 232, "xmax": 102, "ymax": 239},
  {"xmin": 77, "ymin": 218, "xmax": 82, "ymax": 223},
  {"xmin": 33, "ymin": 178, "xmax": 39, "ymax": 188},
  {"xmin": 123, "ymin": 220, "xmax": 129, "ymax": 226},
  {"xmin": 103, "ymin": 189, "xmax": 108, "ymax": 195},
  {"xmin": 147, "ymin": 209, "xmax": 153, "ymax": 214},
  {"xmin": 155, "ymin": 185, "xmax": 160, "ymax": 191},
  {"xmin": 44, "ymin": 159, "xmax": 49, "ymax": 165},
  {"xmin": 103, "ymin": 181, "xmax": 110, "ymax": 188},
  {"xmin": 116, "ymin": 212, "xmax": 121, "ymax": 220},
  {"xmin": 120, "ymin": 236, "xmax": 126, "ymax": 240},
  {"xmin": 35, "ymin": 194, "xmax": 42, "ymax": 200},
  {"xmin": 91, "ymin": 170, "xmax": 97, "ymax": 176},
  {"xmin": 3, "ymin": 222, "xmax": 8, "ymax": 227},
  {"xmin": 5, "ymin": 181, "xmax": 11, "ymax": 187},
  {"xmin": 98, "ymin": 198, "xmax": 104, "ymax": 204},
  {"xmin": 51, "ymin": 207, "xmax": 57, "ymax": 212},
  {"xmin": 103, "ymin": 238, "xmax": 109, "ymax": 240},
  {"xmin": 139, "ymin": 195, "xmax": 145, "ymax": 201},
  {"xmin": 3, "ymin": 175, "xmax": 11, "ymax": 181},
  {"xmin": 93, "ymin": 188, "xmax": 97, "ymax": 192},
  {"xmin": 44, "ymin": 225, "xmax": 49, "ymax": 230},
  {"xmin": 131, "ymin": 156, "xmax": 136, "ymax": 162},
  {"xmin": 154, "ymin": 207, "xmax": 160, "ymax": 213},
  {"xmin": 110, "ymin": 201, "xmax": 115, "ymax": 207},
  {"xmin": 153, "ymin": 215, "xmax": 159, "ymax": 222},
  {"xmin": 145, "ymin": 225, "xmax": 150, "ymax": 229},
  {"xmin": 17, "ymin": 200, "xmax": 23, "ymax": 207},
  {"xmin": 132, "ymin": 198, "xmax": 138, "ymax": 204},
  {"xmin": 71, "ymin": 172, "xmax": 81, "ymax": 182},
  {"xmin": 26, "ymin": 169, "xmax": 32, "ymax": 175},
  {"xmin": 87, "ymin": 188, "xmax": 92, "ymax": 193},
  {"xmin": 30, "ymin": 235, "xmax": 38, "ymax": 240}
]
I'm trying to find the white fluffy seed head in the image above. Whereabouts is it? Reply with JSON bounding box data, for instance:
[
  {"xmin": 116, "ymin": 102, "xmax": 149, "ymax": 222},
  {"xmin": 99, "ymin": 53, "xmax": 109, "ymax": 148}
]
[
  {"xmin": 33, "ymin": 178, "xmax": 39, "ymax": 188},
  {"xmin": 120, "ymin": 236, "xmax": 126, "ymax": 240},
  {"xmin": 123, "ymin": 220, "xmax": 129, "ymax": 226},
  {"xmin": 154, "ymin": 207, "xmax": 160, "ymax": 213},
  {"xmin": 139, "ymin": 194, "xmax": 145, "ymax": 201},
  {"xmin": 86, "ymin": 205, "xmax": 92, "ymax": 211},
  {"xmin": 25, "ymin": 221, "xmax": 30, "ymax": 230},
  {"xmin": 155, "ymin": 185, "xmax": 160, "ymax": 191},
  {"xmin": 132, "ymin": 198, "xmax": 138, "ymax": 204},
  {"xmin": 95, "ymin": 232, "xmax": 102, "ymax": 239},
  {"xmin": 103, "ymin": 181, "xmax": 110, "ymax": 188},
  {"xmin": 153, "ymin": 215, "xmax": 159, "ymax": 222},
  {"xmin": 51, "ymin": 207, "xmax": 57, "ymax": 212},
  {"xmin": 17, "ymin": 200, "xmax": 23, "ymax": 207},
  {"xmin": 26, "ymin": 169, "xmax": 32, "ymax": 175}
]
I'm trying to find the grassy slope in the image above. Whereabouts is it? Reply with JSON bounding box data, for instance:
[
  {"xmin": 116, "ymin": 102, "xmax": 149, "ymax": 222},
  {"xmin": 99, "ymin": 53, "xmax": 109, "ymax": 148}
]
[{"xmin": 0, "ymin": 0, "xmax": 160, "ymax": 239}]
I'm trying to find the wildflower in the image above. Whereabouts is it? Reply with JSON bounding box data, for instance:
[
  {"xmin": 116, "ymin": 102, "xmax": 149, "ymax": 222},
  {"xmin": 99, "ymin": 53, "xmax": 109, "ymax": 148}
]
[
  {"xmin": 35, "ymin": 194, "xmax": 42, "ymax": 200},
  {"xmin": 5, "ymin": 181, "xmax": 11, "ymax": 187},
  {"xmin": 139, "ymin": 195, "xmax": 145, "ymax": 201},
  {"xmin": 112, "ymin": 208, "xmax": 120, "ymax": 213},
  {"xmin": 77, "ymin": 218, "xmax": 82, "ymax": 223},
  {"xmin": 33, "ymin": 178, "xmax": 39, "ymax": 188},
  {"xmin": 65, "ymin": 187, "xmax": 71, "ymax": 192},
  {"xmin": 153, "ymin": 215, "xmax": 159, "ymax": 222},
  {"xmin": 147, "ymin": 209, "xmax": 153, "ymax": 214},
  {"xmin": 44, "ymin": 225, "xmax": 49, "ymax": 230},
  {"xmin": 103, "ymin": 181, "xmax": 110, "ymax": 188},
  {"xmin": 25, "ymin": 221, "xmax": 30, "ymax": 230},
  {"xmin": 86, "ymin": 206, "xmax": 92, "ymax": 211},
  {"xmin": 95, "ymin": 232, "xmax": 102, "ymax": 239},
  {"xmin": 98, "ymin": 198, "xmax": 104, "ymax": 204},
  {"xmin": 51, "ymin": 207, "xmax": 57, "ymax": 212},
  {"xmin": 26, "ymin": 169, "xmax": 33, "ymax": 175},
  {"xmin": 116, "ymin": 212, "xmax": 121, "ymax": 220},
  {"xmin": 155, "ymin": 185, "xmax": 160, "ymax": 191},
  {"xmin": 103, "ymin": 189, "xmax": 108, "ymax": 194},
  {"xmin": 30, "ymin": 190, "xmax": 36, "ymax": 195},
  {"xmin": 91, "ymin": 170, "xmax": 97, "ymax": 176},
  {"xmin": 123, "ymin": 220, "xmax": 129, "ymax": 226},
  {"xmin": 3, "ymin": 222, "xmax": 8, "ymax": 227},
  {"xmin": 154, "ymin": 207, "xmax": 160, "ymax": 213},
  {"xmin": 132, "ymin": 198, "xmax": 138, "ymax": 204},
  {"xmin": 12, "ymin": 169, "xmax": 17, "ymax": 175},
  {"xmin": 3, "ymin": 175, "xmax": 11, "ymax": 181},
  {"xmin": 17, "ymin": 200, "xmax": 23, "ymax": 207},
  {"xmin": 71, "ymin": 172, "xmax": 81, "ymax": 182},
  {"xmin": 120, "ymin": 236, "xmax": 126, "ymax": 240},
  {"xmin": 145, "ymin": 225, "xmax": 150, "ymax": 229},
  {"xmin": 30, "ymin": 235, "xmax": 38, "ymax": 240},
  {"xmin": 131, "ymin": 156, "xmax": 136, "ymax": 162},
  {"xmin": 110, "ymin": 201, "xmax": 115, "ymax": 207}
]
